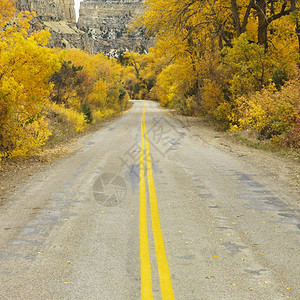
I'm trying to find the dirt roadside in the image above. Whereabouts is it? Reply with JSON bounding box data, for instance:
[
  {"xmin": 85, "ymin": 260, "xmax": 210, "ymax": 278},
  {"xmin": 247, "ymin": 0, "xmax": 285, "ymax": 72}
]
[
  {"xmin": 167, "ymin": 111, "xmax": 300, "ymax": 200},
  {"xmin": 0, "ymin": 139, "xmax": 82, "ymax": 206},
  {"xmin": 0, "ymin": 107, "xmax": 132, "ymax": 206}
]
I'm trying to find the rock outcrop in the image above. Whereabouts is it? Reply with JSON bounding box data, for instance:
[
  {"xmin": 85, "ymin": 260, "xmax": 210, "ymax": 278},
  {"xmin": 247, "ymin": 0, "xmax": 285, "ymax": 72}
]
[
  {"xmin": 78, "ymin": 0, "xmax": 151, "ymax": 56},
  {"xmin": 17, "ymin": 0, "xmax": 150, "ymax": 55},
  {"xmin": 17, "ymin": 0, "xmax": 92, "ymax": 51},
  {"xmin": 17, "ymin": 0, "xmax": 76, "ymax": 24}
]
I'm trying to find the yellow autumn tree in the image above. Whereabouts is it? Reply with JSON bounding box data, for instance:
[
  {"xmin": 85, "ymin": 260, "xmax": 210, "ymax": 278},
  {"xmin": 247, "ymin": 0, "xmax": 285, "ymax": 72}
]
[
  {"xmin": 134, "ymin": 0, "xmax": 300, "ymax": 146},
  {"xmin": 121, "ymin": 51, "xmax": 148, "ymax": 99},
  {"xmin": 64, "ymin": 49, "xmax": 126, "ymax": 109},
  {"xmin": 0, "ymin": 0, "xmax": 60, "ymax": 158},
  {"xmin": 47, "ymin": 48, "xmax": 128, "ymax": 129}
]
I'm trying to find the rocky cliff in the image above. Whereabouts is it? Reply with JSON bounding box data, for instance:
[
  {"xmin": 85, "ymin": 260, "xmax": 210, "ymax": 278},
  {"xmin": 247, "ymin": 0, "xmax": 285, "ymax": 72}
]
[
  {"xmin": 78, "ymin": 0, "xmax": 150, "ymax": 56},
  {"xmin": 17, "ymin": 0, "xmax": 92, "ymax": 51},
  {"xmin": 17, "ymin": 0, "xmax": 76, "ymax": 24},
  {"xmin": 17, "ymin": 0, "xmax": 150, "ymax": 55}
]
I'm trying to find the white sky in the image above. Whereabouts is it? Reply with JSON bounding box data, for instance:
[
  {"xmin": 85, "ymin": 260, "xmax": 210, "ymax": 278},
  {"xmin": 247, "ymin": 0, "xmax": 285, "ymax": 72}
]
[{"xmin": 74, "ymin": 0, "xmax": 84, "ymax": 21}]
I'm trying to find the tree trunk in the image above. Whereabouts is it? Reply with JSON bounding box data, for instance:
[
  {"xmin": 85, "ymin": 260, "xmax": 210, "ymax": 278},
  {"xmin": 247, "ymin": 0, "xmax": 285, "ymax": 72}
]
[
  {"xmin": 256, "ymin": 0, "xmax": 268, "ymax": 50},
  {"xmin": 291, "ymin": 0, "xmax": 300, "ymax": 54},
  {"xmin": 296, "ymin": 21, "xmax": 300, "ymax": 55},
  {"xmin": 231, "ymin": 0, "xmax": 241, "ymax": 36},
  {"xmin": 241, "ymin": 0, "xmax": 254, "ymax": 33}
]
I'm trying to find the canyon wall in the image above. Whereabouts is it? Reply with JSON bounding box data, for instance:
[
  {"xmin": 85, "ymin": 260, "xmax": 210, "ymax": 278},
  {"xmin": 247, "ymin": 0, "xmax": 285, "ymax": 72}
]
[
  {"xmin": 17, "ymin": 0, "xmax": 76, "ymax": 24},
  {"xmin": 17, "ymin": 0, "xmax": 150, "ymax": 55},
  {"xmin": 78, "ymin": 0, "xmax": 151, "ymax": 55},
  {"xmin": 17, "ymin": 0, "xmax": 92, "ymax": 51}
]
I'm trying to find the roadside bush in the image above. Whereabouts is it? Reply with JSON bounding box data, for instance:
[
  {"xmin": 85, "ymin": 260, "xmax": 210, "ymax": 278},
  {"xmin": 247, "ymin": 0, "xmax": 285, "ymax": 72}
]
[
  {"xmin": 81, "ymin": 101, "xmax": 93, "ymax": 124},
  {"xmin": 214, "ymin": 102, "xmax": 235, "ymax": 131},
  {"xmin": 201, "ymin": 79, "xmax": 225, "ymax": 114},
  {"xmin": 93, "ymin": 110, "xmax": 105, "ymax": 122},
  {"xmin": 46, "ymin": 103, "xmax": 87, "ymax": 133},
  {"xmin": 49, "ymin": 60, "xmax": 93, "ymax": 109},
  {"xmin": 272, "ymin": 68, "xmax": 289, "ymax": 90},
  {"xmin": 279, "ymin": 113, "xmax": 300, "ymax": 149},
  {"xmin": 221, "ymin": 34, "xmax": 273, "ymax": 98},
  {"xmin": 236, "ymin": 80, "xmax": 300, "ymax": 140},
  {"xmin": 0, "ymin": 114, "xmax": 52, "ymax": 158}
]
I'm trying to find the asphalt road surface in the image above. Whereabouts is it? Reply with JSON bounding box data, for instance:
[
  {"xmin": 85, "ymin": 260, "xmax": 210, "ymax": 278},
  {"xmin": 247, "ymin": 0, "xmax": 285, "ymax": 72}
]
[{"xmin": 0, "ymin": 100, "xmax": 299, "ymax": 299}]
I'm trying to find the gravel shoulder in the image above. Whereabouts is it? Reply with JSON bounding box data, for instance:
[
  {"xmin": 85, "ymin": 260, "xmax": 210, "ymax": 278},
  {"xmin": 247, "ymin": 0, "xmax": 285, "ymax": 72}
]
[
  {"xmin": 166, "ymin": 110, "xmax": 300, "ymax": 202},
  {"xmin": 0, "ymin": 111, "xmax": 127, "ymax": 206}
]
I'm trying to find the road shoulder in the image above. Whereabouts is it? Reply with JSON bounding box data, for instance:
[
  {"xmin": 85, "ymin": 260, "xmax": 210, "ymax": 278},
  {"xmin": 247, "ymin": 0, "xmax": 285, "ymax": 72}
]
[{"xmin": 165, "ymin": 110, "xmax": 300, "ymax": 203}]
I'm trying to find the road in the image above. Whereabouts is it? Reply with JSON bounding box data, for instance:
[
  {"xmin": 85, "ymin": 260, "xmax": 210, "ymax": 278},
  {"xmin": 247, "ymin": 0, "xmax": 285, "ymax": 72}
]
[{"xmin": 0, "ymin": 100, "xmax": 299, "ymax": 299}]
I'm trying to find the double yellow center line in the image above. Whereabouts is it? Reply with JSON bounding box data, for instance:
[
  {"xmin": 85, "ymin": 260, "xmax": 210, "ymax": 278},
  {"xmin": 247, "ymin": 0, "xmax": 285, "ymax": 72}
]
[{"xmin": 139, "ymin": 103, "xmax": 174, "ymax": 300}]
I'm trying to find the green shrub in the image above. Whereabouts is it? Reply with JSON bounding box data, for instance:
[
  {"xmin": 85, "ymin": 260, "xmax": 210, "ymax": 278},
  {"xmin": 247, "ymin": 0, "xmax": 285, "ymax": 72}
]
[{"xmin": 81, "ymin": 101, "xmax": 93, "ymax": 124}]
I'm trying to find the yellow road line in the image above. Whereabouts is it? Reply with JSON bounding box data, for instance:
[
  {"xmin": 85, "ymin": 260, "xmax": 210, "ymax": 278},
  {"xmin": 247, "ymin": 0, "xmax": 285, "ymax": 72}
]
[
  {"xmin": 140, "ymin": 103, "xmax": 175, "ymax": 300},
  {"xmin": 139, "ymin": 103, "xmax": 153, "ymax": 300}
]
